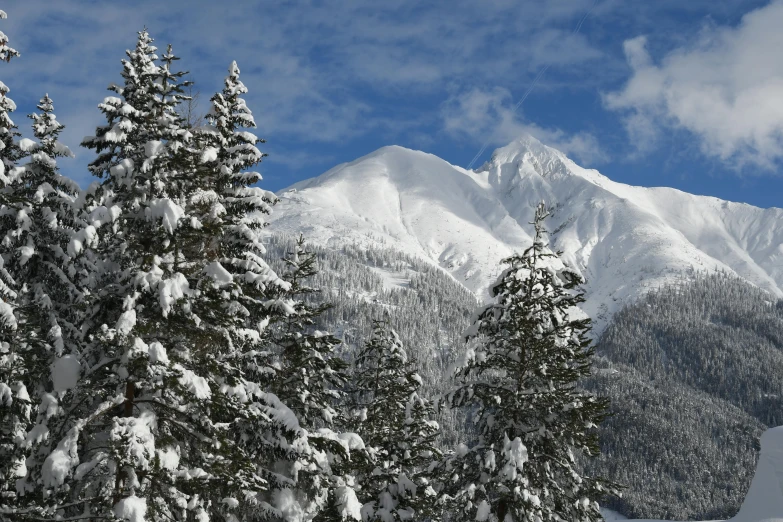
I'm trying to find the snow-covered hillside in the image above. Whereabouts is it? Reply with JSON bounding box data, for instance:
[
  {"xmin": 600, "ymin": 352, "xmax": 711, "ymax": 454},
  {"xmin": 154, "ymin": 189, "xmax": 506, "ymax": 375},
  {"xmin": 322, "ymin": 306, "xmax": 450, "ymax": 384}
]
[{"xmin": 269, "ymin": 135, "xmax": 783, "ymax": 330}]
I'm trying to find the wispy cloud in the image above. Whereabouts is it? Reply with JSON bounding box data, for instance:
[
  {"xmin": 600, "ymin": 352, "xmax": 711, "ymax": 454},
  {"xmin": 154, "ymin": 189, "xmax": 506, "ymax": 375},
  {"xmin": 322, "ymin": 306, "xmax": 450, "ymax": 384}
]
[
  {"xmin": 441, "ymin": 87, "xmax": 609, "ymax": 165},
  {"xmin": 1, "ymin": 2, "xmax": 608, "ymax": 168}
]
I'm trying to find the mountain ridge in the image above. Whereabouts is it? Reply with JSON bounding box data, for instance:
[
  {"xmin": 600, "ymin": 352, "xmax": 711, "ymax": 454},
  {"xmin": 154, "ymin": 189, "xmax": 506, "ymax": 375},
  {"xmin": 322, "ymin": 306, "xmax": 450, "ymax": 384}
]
[{"xmin": 268, "ymin": 134, "xmax": 783, "ymax": 331}]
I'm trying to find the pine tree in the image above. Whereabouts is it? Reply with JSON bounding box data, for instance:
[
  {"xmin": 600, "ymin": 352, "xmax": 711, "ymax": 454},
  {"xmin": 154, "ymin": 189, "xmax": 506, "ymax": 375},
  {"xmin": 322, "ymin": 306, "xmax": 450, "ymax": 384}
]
[
  {"xmin": 352, "ymin": 320, "xmax": 441, "ymax": 522},
  {"xmin": 0, "ymin": 12, "xmax": 35, "ymax": 519},
  {"xmin": 442, "ymin": 203, "xmax": 615, "ymax": 522},
  {"xmin": 271, "ymin": 236, "xmax": 347, "ymax": 429},
  {"xmin": 20, "ymin": 32, "xmax": 307, "ymax": 522},
  {"xmin": 8, "ymin": 95, "xmax": 81, "ymax": 353},
  {"xmin": 267, "ymin": 236, "xmax": 366, "ymax": 522},
  {"xmin": 0, "ymin": 9, "xmax": 21, "ymax": 191},
  {"xmin": 3, "ymin": 95, "xmax": 83, "ymax": 519},
  {"xmin": 181, "ymin": 59, "xmax": 325, "ymax": 521}
]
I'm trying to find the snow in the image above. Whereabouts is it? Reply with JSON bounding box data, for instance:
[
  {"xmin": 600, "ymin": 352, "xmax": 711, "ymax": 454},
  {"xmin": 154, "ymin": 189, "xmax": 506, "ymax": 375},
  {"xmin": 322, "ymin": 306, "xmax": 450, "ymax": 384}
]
[
  {"xmin": 42, "ymin": 397, "xmax": 123, "ymax": 488},
  {"xmin": 273, "ymin": 489, "xmax": 306, "ymax": 522},
  {"xmin": 475, "ymin": 500, "xmax": 491, "ymax": 521},
  {"xmin": 116, "ymin": 309, "xmax": 137, "ymax": 336},
  {"xmin": 200, "ymin": 146, "xmax": 219, "ymax": 163},
  {"xmin": 148, "ymin": 341, "xmax": 169, "ymax": 365},
  {"xmin": 0, "ymin": 301, "xmax": 17, "ymax": 330},
  {"xmin": 174, "ymin": 364, "xmax": 211, "ymax": 400},
  {"xmin": 204, "ymin": 261, "xmax": 233, "ymax": 286},
  {"xmin": 18, "ymin": 137, "xmax": 37, "ymax": 152},
  {"xmin": 144, "ymin": 140, "xmax": 163, "ymax": 158},
  {"xmin": 67, "ymin": 224, "xmax": 97, "ymax": 257},
  {"xmin": 601, "ymin": 509, "xmax": 628, "ymax": 520},
  {"xmin": 110, "ymin": 158, "xmax": 134, "ymax": 178},
  {"xmin": 147, "ymin": 198, "xmax": 185, "ymax": 234},
  {"xmin": 157, "ymin": 273, "xmax": 190, "ymax": 316},
  {"xmin": 369, "ymin": 265, "xmax": 411, "ymax": 290},
  {"xmin": 500, "ymin": 435, "xmax": 528, "ymax": 481},
  {"xmin": 269, "ymin": 135, "xmax": 783, "ymax": 333},
  {"xmin": 43, "ymin": 429, "xmax": 81, "ymax": 488},
  {"xmin": 157, "ymin": 446, "xmax": 180, "ymax": 471},
  {"xmin": 51, "ymin": 354, "xmax": 81, "ymax": 392},
  {"xmin": 110, "ymin": 413, "xmax": 155, "ymax": 470},
  {"xmin": 114, "ymin": 495, "xmax": 147, "ymax": 522},
  {"xmin": 731, "ymin": 426, "xmax": 783, "ymax": 522},
  {"xmin": 334, "ymin": 484, "xmax": 362, "ymax": 521},
  {"xmin": 337, "ymin": 431, "xmax": 366, "ymax": 452},
  {"xmin": 0, "ymin": 383, "xmax": 11, "ymax": 407}
]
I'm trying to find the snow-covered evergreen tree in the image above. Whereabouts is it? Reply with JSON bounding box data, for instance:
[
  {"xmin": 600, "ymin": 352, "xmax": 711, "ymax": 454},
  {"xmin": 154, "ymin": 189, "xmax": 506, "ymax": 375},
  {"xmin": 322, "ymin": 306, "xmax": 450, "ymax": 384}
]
[
  {"xmin": 18, "ymin": 32, "xmax": 308, "ymax": 522},
  {"xmin": 352, "ymin": 321, "xmax": 441, "ymax": 522},
  {"xmin": 266, "ymin": 235, "xmax": 367, "ymax": 522},
  {"xmin": 0, "ymin": 9, "xmax": 20, "ymax": 193},
  {"xmin": 0, "ymin": 12, "xmax": 35, "ymax": 518},
  {"xmin": 7, "ymin": 95, "xmax": 80, "ymax": 353},
  {"xmin": 1, "ymin": 95, "xmax": 83, "ymax": 519},
  {"xmin": 271, "ymin": 236, "xmax": 347, "ymax": 429},
  {"xmin": 442, "ymin": 203, "xmax": 614, "ymax": 522},
  {"xmin": 185, "ymin": 59, "xmax": 329, "ymax": 522}
]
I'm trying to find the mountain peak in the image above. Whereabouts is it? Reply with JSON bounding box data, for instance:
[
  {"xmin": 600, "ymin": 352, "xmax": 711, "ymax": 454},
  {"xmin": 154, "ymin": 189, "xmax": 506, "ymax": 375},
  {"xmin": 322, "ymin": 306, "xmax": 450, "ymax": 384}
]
[
  {"xmin": 474, "ymin": 134, "xmax": 583, "ymax": 193},
  {"xmin": 487, "ymin": 133, "xmax": 556, "ymax": 163},
  {"xmin": 271, "ymin": 137, "xmax": 783, "ymax": 333}
]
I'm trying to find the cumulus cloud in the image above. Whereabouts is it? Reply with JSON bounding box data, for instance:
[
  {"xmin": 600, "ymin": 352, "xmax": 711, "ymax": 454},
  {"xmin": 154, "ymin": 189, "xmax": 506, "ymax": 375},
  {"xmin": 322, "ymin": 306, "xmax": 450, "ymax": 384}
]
[
  {"xmin": 605, "ymin": 0, "xmax": 783, "ymax": 168},
  {"xmin": 442, "ymin": 87, "xmax": 608, "ymax": 165}
]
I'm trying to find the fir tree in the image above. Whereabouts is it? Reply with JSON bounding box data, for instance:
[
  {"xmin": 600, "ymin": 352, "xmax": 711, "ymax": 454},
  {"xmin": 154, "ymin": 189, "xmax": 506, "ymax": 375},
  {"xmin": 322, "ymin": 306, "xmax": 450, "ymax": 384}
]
[
  {"xmin": 20, "ymin": 32, "xmax": 306, "ymax": 522},
  {"xmin": 268, "ymin": 236, "xmax": 365, "ymax": 522},
  {"xmin": 0, "ymin": 9, "xmax": 21, "ymax": 190},
  {"xmin": 3, "ymin": 95, "xmax": 83, "ymax": 520},
  {"xmin": 443, "ymin": 203, "xmax": 615, "ymax": 522},
  {"xmin": 352, "ymin": 320, "xmax": 441, "ymax": 522},
  {"xmin": 186, "ymin": 60, "xmax": 325, "ymax": 521},
  {"xmin": 0, "ymin": 12, "xmax": 34, "ymax": 519},
  {"xmin": 271, "ymin": 236, "xmax": 347, "ymax": 429},
  {"xmin": 8, "ymin": 95, "xmax": 80, "ymax": 353}
]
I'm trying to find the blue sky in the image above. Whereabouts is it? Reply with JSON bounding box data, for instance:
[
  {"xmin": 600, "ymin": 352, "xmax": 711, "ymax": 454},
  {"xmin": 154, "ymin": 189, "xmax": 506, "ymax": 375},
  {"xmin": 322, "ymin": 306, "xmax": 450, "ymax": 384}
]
[{"xmin": 3, "ymin": 0, "xmax": 783, "ymax": 208}]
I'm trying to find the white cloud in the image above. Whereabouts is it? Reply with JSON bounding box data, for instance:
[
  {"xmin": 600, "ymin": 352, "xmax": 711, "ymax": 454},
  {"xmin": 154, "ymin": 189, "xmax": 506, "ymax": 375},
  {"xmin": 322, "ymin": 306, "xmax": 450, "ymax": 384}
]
[
  {"xmin": 441, "ymin": 87, "xmax": 608, "ymax": 165},
  {"xmin": 605, "ymin": 0, "xmax": 783, "ymax": 168}
]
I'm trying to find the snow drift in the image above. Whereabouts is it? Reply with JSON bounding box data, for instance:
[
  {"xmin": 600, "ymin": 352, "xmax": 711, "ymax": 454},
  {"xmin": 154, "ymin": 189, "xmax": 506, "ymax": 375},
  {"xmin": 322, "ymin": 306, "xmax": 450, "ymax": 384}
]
[
  {"xmin": 269, "ymin": 134, "xmax": 783, "ymax": 331},
  {"xmin": 732, "ymin": 426, "xmax": 783, "ymax": 522},
  {"xmin": 608, "ymin": 426, "xmax": 783, "ymax": 522}
]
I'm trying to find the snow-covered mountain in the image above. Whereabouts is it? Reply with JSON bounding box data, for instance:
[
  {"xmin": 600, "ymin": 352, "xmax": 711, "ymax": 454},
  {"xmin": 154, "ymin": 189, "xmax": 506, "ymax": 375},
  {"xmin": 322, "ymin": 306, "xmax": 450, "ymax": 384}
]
[{"xmin": 268, "ymin": 134, "xmax": 783, "ymax": 329}]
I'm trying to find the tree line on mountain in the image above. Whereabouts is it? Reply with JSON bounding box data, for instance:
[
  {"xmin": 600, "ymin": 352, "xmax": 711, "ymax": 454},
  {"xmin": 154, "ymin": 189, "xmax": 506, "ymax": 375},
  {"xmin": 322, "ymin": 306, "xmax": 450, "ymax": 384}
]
[{"xmin": 0, "ymin": 17, "xmax": 614, "ymax": 522}]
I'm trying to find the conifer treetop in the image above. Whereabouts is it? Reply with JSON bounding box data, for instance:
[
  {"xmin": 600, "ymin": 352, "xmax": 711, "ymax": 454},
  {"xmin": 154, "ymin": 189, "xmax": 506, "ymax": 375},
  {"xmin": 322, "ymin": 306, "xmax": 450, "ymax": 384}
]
[
  {"xmin": 353, "ymin": 320, "xmax": 441, "ymax": 522},
  {"xmin": 443, "ymin": 202, "xmax": 616, "ymax": 522},
  {"xmin": 0, "ymin": 10, "xmax": 19, "ymax": 64},
  {"xmin": 0, "ymin": 9, "xmax": 21, "ymax": 184}
]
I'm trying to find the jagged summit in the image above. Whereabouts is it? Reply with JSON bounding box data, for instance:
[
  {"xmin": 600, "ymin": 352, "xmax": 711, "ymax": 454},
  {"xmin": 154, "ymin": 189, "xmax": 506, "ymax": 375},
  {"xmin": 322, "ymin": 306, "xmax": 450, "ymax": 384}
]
[
  {"xmin": 268, "ymin": 137, "xmax": 783, "ymax": 332},
  {"xmin": 481, "ymin": 133, "xmax": 569, "ymax": 172}
]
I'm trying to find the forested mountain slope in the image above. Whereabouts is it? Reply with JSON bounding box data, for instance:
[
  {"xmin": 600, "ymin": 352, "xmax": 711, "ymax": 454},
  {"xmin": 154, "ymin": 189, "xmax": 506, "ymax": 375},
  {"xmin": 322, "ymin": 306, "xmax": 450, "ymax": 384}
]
[
  {"xmin": 586, "ymin": 273, "xmax": 783, "ymax": 520},
  {"xmin": 264, "ymin": 233, "xmax": 780, "ymax": 521}
]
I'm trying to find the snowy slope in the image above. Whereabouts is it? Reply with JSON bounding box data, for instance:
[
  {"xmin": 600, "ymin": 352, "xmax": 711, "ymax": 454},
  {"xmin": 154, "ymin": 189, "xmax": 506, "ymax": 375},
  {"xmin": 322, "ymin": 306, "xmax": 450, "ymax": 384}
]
[
  {"xmin": 731, "ymin": 426, "xmax": 783, "ymax": 522},
  {"xmin": 268, "ymin": 135, "xmax": 783, "ymax": 330}
]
